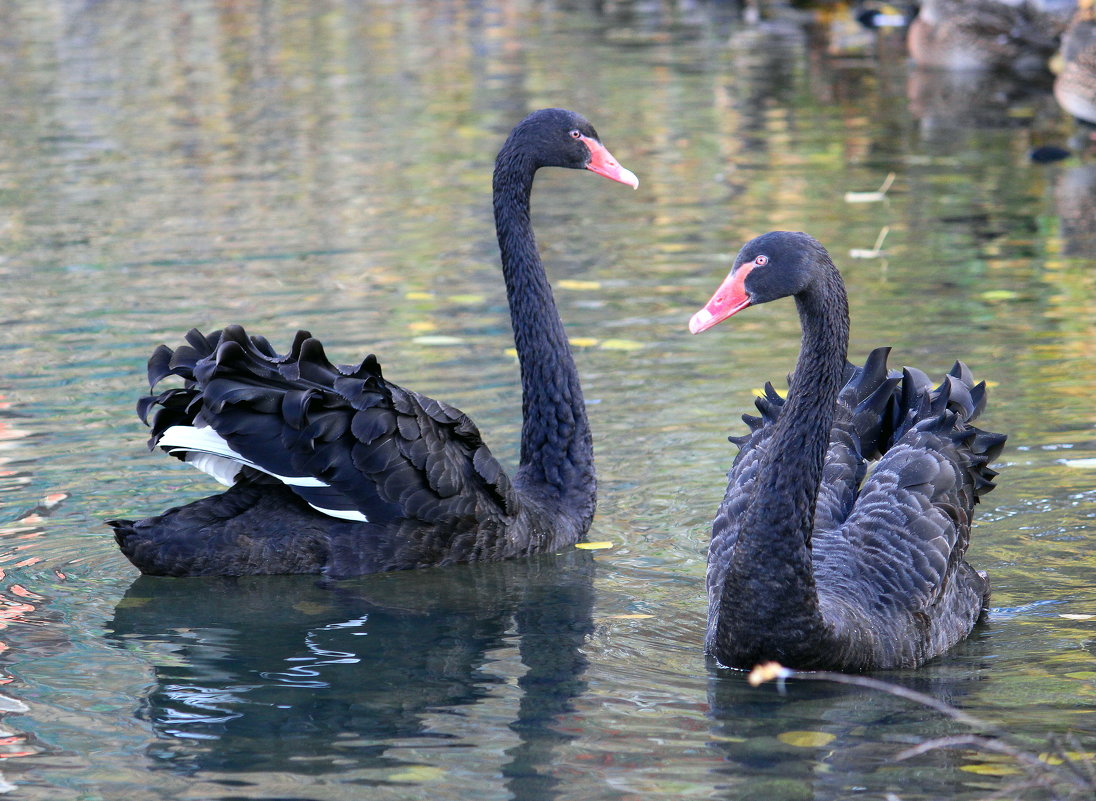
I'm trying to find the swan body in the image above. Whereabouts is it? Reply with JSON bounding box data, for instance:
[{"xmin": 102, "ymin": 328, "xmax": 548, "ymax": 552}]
[
  {"xmin": 690, "ymin": 232, "xmax": 1006, "ymax": 671},
  {"xmin": 109, "ymin": 109, "xmax": 638, "ymax": 578}
]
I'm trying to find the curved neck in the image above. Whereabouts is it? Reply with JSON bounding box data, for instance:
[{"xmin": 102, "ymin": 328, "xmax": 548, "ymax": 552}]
[
  {"xmin": 493, "ymin": 149, "xmax": 594, "ymax": 516},
  {"xmin": 723, "ymin": 260, "xmax": 850, "ymax": 614}
]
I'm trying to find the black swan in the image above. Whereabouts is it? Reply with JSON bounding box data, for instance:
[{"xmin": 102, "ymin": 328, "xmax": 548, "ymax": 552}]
[
  {"xmin": 689, "ymin": 231, "xmax": 1006, "ymax": 671},
  {"xmin": 109, "ymin": 108, "xmax": 638, "ymax": 578}
]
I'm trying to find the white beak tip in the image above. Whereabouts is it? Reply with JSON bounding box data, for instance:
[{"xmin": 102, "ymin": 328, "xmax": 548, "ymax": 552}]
[{"xmin": 689, "ymin": 308, "xmax": 713, "ymax": 334}]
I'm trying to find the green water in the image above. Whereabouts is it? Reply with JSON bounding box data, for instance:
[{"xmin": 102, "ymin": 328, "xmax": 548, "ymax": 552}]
[{"xmin": 0, "ymin": 2, "xmax": 1094, "ymax": 799}]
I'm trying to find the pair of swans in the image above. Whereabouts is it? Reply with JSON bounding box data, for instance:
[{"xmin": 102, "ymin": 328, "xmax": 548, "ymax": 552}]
[{"xmin": 109, "ymin": 109, "xmax": 1006, "ymax": 671}]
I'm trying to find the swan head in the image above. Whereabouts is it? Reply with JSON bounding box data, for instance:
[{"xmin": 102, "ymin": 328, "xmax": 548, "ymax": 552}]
[
  {"xmin": 689, "ymin": 231, "xmax": 826, "ymax": 334},
  {"xmin": 507, "ymin": 108, "xmax": 639, "ymax": 189}
]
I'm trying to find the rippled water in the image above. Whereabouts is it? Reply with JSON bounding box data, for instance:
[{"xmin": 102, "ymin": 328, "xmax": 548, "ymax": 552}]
[{"xmin": 1, "ymin": 1, "xmax": 1094, "ymax": 799}]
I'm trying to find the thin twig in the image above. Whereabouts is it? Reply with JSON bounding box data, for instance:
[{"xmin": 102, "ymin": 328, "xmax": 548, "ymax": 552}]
[
  {"xmin": 749, "ymin": 662, "xmax": 1096, "ymax": 801},
  {"xmin": 749, "ymin": 662, "xmax": 997, "ymax": 733}
]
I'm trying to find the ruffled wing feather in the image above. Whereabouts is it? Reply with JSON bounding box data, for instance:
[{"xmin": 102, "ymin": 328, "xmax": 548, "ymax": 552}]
[{"xmin": 140, "ymin": 325, "xmax": 518, "ymax": 528}]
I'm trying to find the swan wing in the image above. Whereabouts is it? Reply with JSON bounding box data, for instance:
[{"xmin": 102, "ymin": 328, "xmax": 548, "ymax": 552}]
[
  {"xmin": 818, "ymin": 362, "xmax": 1005, "ymax": 614},
  {"xmin": 814, "ymin": 348, "xmax": 901, "ymax": 532},
  {"xmin": 717, "ymin": 349, "xmax": 900, "ymax": 537},
  {"xmin": 139, "ymin": 326, "xmax": 518, "ymax": 527}
]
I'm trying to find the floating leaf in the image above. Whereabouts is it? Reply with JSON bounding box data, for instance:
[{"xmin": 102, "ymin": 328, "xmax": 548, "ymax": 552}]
[
  {"xmin": 404, "ymin": 291, "xmax": 433, "ymax": 300},
  {"xmin": 388, "ymin": 765, "xmax": 447, "ymax": 783},
  {"xmin": 777, "ymin": 730, "xmax": 836, "ymax": 748},
  {"xmin": 449, "ymin": 293, "xmax": 485, "ymax": 304},
  {"xmin": 844, "ymin": 191, "xmax": 886, "ymax": 203},
  {"xmin": 568, "ymin": 337, "xmax": 600, "ymax": 348},
  {"xmin": 849, "ymin": 248, "xmax": 886, "ymax": 259},
  {"xmin": 960, "ymin": 762, "xmax": 1022, "ymax": 777},
  {"xmin": 657, "ymin": 242, "xmax": 696, "ymax": 253},
  {"xmin": 292, "ymin": 601, "xmax": 329, "ymax": 615},
  {"xmin": 407, "ymin": 321, "xmax": 436, "ymax": 333},
  {"xmin": 979, "ymin": 290, "xmax": 1020, "ymax": 302},
  {"xmin": 599, "ymin": 339, "xmax": 644, "ymax": 351},
  {"xmin": 504, "ymin": 347, "xmax": 518, "ymax": 358},
  {"xmin": 1065, "ymin": 671, "xmax": 1096, "ymax": 680},
  {"xmin": 412, "ymin": 335, "xmax": 464, "ymax": 346},
  {"xmin": 1038, "ymin": 750, "xmax": 1096, "ymax": 764},
  {"xmin": 575, "ymin": 541, "xmax": 614, "ymax": 550},
  {"xmin": 844, "ymin": 173, "xmax": 895, "ymax": 203},
  {"xmin": 558, "ymin": 279, "xmax": 602, "ymax": 291}
]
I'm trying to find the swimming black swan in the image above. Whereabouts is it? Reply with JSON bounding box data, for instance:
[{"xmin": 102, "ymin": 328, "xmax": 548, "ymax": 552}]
[
  {"xmin": 109, "ymin": 109, "xmax": 638, "ymax": 578},
  {"xmin": 689, "ymin": 231, "xmax": 1006, "ymax": 671}
]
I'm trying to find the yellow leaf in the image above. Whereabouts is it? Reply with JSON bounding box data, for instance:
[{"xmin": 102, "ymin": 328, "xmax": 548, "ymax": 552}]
[
  {"xmin": 1038, "ymin": 751, "xmax": 1095, "ymax": 764},
  {"xmin": 575, "ymin": 541, "xmax": 613, "ymax": 550},
  {"xmin": 504, "ymin": 347, "xmax": 518, "ymax": 358},
  {"xmin": 558, "ymin": 279, "xmax": 602, "ymax": 291},
  {"xmin": 777, "ymin": 730, "xmax": 836, "ymax": 748},
  {"xmin": 389, "ymin": 765, "xmax": 447, "ymax": 783},
  {"xmin": 292, "ymin": 601, "xmax": 329, "ymax": 615},
  {"xmin": 979, "ymin": 290, "xmax": 1020, "ymax": 302},
  {"xmin": 568, "ymin": 337, "xmax": 600, "ymax": 348},
  {"xmin": 960, "ymin": 763, "xmax": 1022, "ymax": 777},
  {"xmin": 404, "ymin": 291, "xmax": 433, "ymax": 300},
  {"xmin": 599, "ymin": 339, "xmax": 644, "ymax": 351},
  {"xmin": 408, "ymin": 321, "xmax": 437, "ymax": 333},
  {"xmin": 1065, "ymin": 671, "xmax": 1096, "ymax": 680},
  {"xmin": 449, "ymin": 293, "xmax": 485, "ymax": 304}
]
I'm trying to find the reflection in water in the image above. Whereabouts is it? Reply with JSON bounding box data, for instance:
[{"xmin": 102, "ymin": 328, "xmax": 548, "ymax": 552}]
[
  {"xmin": 107, "ymin": 550, "xmax": 595, "ymax": 798},
  {"xmin": 0, "ymin": 397, "xmax": 66, "ymax": 772},
  {"xmin": 1055, "ymin": 162, "xmax": 1096, "ymax": 256},
  {"xmin": 707, "ymin": 655, "xmax": 995, "ymax": 801},
  {"xmin": 907, "ymin": 66, "xmax": 1059, "ymax": 142}
]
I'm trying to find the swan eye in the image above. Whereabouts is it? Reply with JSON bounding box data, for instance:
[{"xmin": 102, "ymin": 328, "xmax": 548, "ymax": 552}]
[
  {"xmin": 754, "ymin": 254, "xmax": 769, "ymax": 266},
  {"xmin": 569, "ymin": 129, "xmax": 582, "ymax": 139}
]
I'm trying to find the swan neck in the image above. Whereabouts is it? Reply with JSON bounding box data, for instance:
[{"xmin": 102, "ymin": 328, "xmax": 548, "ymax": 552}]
[
  {"xmin": 493, "ymin": 153, "xmax": 594, "ymax": 515},
  {"xmin": 719, "ymin": 260, "xmax": 849, "ymax": 630}
]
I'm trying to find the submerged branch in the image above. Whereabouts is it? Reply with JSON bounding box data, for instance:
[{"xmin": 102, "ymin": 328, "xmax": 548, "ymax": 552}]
[{"xmin": 748, "ymin": 661, "xmax": 1096, "ymax": 801}]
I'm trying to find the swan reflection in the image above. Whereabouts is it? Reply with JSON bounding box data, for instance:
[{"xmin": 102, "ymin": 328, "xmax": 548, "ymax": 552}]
[{"xmin": 107, "ymin": 550, "xmax": 595, "ymax": 798}]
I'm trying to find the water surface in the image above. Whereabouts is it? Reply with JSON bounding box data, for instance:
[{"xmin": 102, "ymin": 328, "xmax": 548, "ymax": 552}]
[{"xmin": 0, "ymin": 2, "xmax": 1094, "ymax": 799}]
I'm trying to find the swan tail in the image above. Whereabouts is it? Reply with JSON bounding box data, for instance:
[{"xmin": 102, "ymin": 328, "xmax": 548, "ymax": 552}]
[
  {"xmin": 890, "ymin": 361, "xmax": 1007, "ymax": 501},
  {"xmin": 134, "ymin": 325, "xmax": 518, "ymax": 528},
  {"xmin": 809, "ymin": 348, "xmax": 901, "ymax": 531},
  {"xmin": 842, "ymin": 346, "xmax": 902, "ymax": 460}
]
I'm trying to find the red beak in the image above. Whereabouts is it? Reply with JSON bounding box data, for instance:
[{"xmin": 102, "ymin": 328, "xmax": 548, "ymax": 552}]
[
  {"xmin": 689, "ymin": 261, "xmax": 757, "ymax": 334},
  {"xmin": 580, "ymin": 136, "xmax": 639, "ymax": 189}
]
